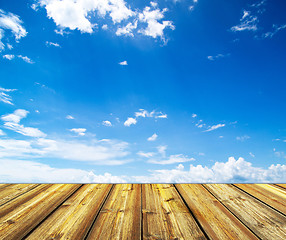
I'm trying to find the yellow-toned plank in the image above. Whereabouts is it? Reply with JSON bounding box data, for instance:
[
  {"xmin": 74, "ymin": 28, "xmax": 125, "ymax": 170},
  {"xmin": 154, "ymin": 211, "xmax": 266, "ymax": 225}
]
[
  {"xmin": 176, "ymin": 184, "xmax": 258, "ymax": 240},
  {"xmin": 0, "ymin": 184, "xmax": 39, "ymax": 206},
  {"xmin": 0, "ymin": 185, "xmax": 11, "ymax": 191},
  {"xmin": 235, "ymin": 184, "xmax": 286, "ymax": 215},
  {"xmin": 276, "ymin": 184, "xmax": 286, "ymax": 190},
  {"xmin": 86, "ymin": 184, "xmax": 141, "ymax": 240},
  {"xmin": 27, "ymin": 184, "xmax": 112, "ymax": 240},
  {"xmin": 0, "ymin": 184, "xmax": 80, "ymax": 240},
  {"xmin": 142, "ymin": 184, "xmax": 206, "ymax": 240},
  {"xmin": 205, "ymin": 184, "xmax": 286, "ymax": 240}
]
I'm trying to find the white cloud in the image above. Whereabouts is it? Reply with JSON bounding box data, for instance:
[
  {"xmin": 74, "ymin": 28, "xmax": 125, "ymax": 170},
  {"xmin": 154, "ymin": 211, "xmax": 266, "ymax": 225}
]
[
  {"xmin": 137, "ymin": 151, "xmax": 155, "ymax": 158},
  {"xmin": 119, "ymin": 60, "xmax": 128, "ymax": 65},
  {"xmin": 148, "ymin": 154, "xmax": 195, "ymax": 165},
  {"xmin": 124, "ymin": 117, "xmax": 137, "ymax": 126},
  {"xmin": 116, "ymin": 20, "xmax": 137, "ymax": 37},
  {"xmin": 0, "ymin": 87, "xmax": 16, "ymax": 105},
  {"xmin": 192, "ymin": 113, "xmax": 197, "ymax": 118},
  {"xmin": 0, "ymin": 159, "xmax": 127, "ymax": 183},
  {"xmin": 66, "ymin": 115, "xmax": 74, "ymax": 120},
  {"xmin": 3, "ymin": 54, "xmax": 14, "ymax": 60},
  {"xmin": 249, "ymin": 152, "xmax": 255, "ymax": 158},
  {"xmin": 189, "ymin": 6, "xmax": 194, "ymax": 11},
  {"xmin": 157, "ymin": 145, "xmax": 167, "ymax": 157},
  {"xmin": 17, "ymin": 55, "xmax": 34, "ymax": 64},
  {"xmin": 102, "ymin": 120, "xmax": 112, "ymax": 127},
  {"xmin": 38, "ymin": 0, "xmax": 134, "ymax": 33},
  {"xmin": 0, "ymin": 9, "xmax": 27, "ymax": 50},
  {"xmin": 231, "ymin": 10, "xmax": 258, "ymax": 32},
  {"xmin": 134, "ymin": 157, "xmax": 286, "ymax": 183},
  {"xmin": 135, "ymin": 109, "xmax": 167, "ymax": 119},
  {"xmin": 236, "ymin": 135, "xmax": 250, "ymax": 142},
  {"xmin": 46, "ymin": 41, "xmax": 61, "ymax": 47},
  {"xmin": 1, "ymin": 109, "xmax": 46, "ymax": 138},
  {"xmin": 102, "ymin": 24, "xmax": 108, "ymax": 30},
  {"xmin": 147, "ymin": 133, "xmax": 158, "ymax": 141},
  {"xmin": 138, "ymin": 4, "xmax": 175, "ymax": 40},
  {"xmin": 70, "ymin": 128, "xmax": 86, "ymax": 136},
  {"xmin": 0, "ymin": 129, "xmax": 5, "ymax": 136},
  {"xmin": 207, "ymin": 53, "xmax": 230, "ymax": 61},
  {"xmin": 262, "ymin": 24, "xmax": 286, "ymax": 39},
  {"xmin": 203, "ymin": 123, "xmax": 225, "ymax": 132}
]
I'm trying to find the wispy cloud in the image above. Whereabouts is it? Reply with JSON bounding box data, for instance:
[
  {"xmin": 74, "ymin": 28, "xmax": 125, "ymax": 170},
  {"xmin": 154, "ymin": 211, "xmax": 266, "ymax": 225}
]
[
  {"xmin": 203, "ymin": 123, "xmax": 225, "ymax": 132},
  {"xmin": 45, "ymin": 41, "xmax": 60, "ymax": 47},
  {"xmin": 3, "ymin": 54, "xmax": 14, "ymax": 60},
  {"xmin": 17, "ymin": 55, "xmax": 34, "ymax": 64},
  {"xmin": 0, "ymin": 87, "xmax": 16, "ymax": 105},
  {"xmin": 1, "ymin": 109, "xmax": 46, "ymax": 137},
  {"xmin": 262, "ymin": 24, "xmax": 286, "ymax": 38},
  {"xmin": 0, "ymin": 9, "xmax": 27, "ymax": 50},
  {"xmin": 207, "ymin": 53, "xmax": 230, "ymax": 61},
  {"xmin": 236, "ymin": 135, "xmax": 250, "ymax": 142},
  {"xmin": 66, "ymin": 115, "xmax": 74, "ymax": 120},
  {"xmin": 231, "ymin": 10, "xmax": 258, "ymax": 32}
]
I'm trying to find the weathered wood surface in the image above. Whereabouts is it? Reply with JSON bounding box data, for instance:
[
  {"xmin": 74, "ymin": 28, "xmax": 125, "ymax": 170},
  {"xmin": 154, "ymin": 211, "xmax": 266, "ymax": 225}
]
[
  {"xmin": 205, "ymin": 184, "xmax": 286, "ymax": 240},
  {"xmin": 142, "ymin": 184, "xmax": 206, "ymax": 239},
  {"xmin": 0, "ymin": 183, "xmax": 286, "ymax": 240},
  {"xmin": 87, "ymin": 184, "xmax": 141, "ymax": 240}
]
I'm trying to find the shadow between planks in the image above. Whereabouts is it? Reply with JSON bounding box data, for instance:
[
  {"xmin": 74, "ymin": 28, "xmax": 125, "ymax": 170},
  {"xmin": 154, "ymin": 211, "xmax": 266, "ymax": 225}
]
[{"xmin": 0, "ymin": 184, "xmax": 286, "ymax": 239}]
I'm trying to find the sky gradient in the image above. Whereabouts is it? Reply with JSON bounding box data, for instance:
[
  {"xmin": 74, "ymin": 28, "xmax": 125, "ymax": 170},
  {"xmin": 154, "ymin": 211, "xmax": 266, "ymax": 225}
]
[{"xmin": 0, "ymin": 0, "xmax": 286, "ymax": 183}]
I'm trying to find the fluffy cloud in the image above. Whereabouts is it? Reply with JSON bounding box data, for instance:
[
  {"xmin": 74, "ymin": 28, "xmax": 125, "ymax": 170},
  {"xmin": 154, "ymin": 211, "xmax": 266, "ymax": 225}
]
[
  {"xmin": 116, "ymin": 21, "xmax": 137, "ymax": 37},
  {"xmin": 134, "ymin": 157, "xmax": 286, "ymax": 183},
  {"xmin": 1, "ymin": 109, "xmax": 46, "ymax": 137},
  {"xmin": 38, "ymin": 0, "xmax": 134, "ymax": 33},
  {"xmin": 0, "ymin": 9, "xmax": 27, "ymax": 50},
  {"xmin": 0, "ymin": 129, "xmax": 5, "ymax": 136},
  {"xmin": 119, "ymin": 60, "xmax": 128, "ymax": 65},
  {"xmin": 0, "ymin": 137, "xmax": 130, "ymax": 165},
  {"xmin": 36, "ymin": 0, "xmax": 175, "ymax": 42},
  {"xmin": 102, "ymin": 120, "xmax": 112, "ymax": 127},
  {"xmin": 138, "ymin": 3, "xmax": 175, "ymax": 40},
  {"xmin": 135, "ymin": 109, "xmax": 167, "ymax": 119},
  {"xmin": 70, "ymin": 128, "xmax": 86, "ymax": 136},
  {"xmin": 124, "ymin": 117, "xmax": 137, "ymax": 127},
  {"xmin": 147, "ymin": 133, "xmax": 158, "ymax": 141},
  {"xmin": 192, "ymin": 113, "xmax": 197, "ymax": 118},
  {"xmin": 0, "ymin": 87, "xmax": 16, "ymax": 105},
  {"xmin": 203, "ymin": 123, "xmax": 225, "ymax": 132},
  {"xmin": 3, "ymin": 54, "xmax": 14, "ymax": 60}
]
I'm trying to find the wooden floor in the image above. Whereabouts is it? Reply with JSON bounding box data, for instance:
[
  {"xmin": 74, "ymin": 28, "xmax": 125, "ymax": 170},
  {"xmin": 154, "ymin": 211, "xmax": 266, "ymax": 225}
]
[{"xmin": 0, "ymin": 184, "xmax": 286, "ymax": 239}]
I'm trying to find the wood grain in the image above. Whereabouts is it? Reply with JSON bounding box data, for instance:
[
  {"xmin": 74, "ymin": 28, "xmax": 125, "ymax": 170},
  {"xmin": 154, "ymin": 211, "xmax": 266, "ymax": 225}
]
[
  {"xmin": 0, "ymin": 184, "xmax": 39, "ymax": 207},
  {"xmin": 176, "ymin": 184, "xmax": 258, "ymax": 240},
  {"xmin": 0, "ymin": 184, "xmax": 81, "ymax": 240},
  {"xmin": 86, "ymin": 184, "xmax": 141, "ymax": 240},
  {"xmin": 234, "ymin": 184, "xmax": 286, "ymax": 215},
  {"xmin": 142, "ymin": 184, "xmax": 206, "ymax": 240},
  {"xmin": 205, "ymin": 184, "xmax": 286, "ymax": 240},
  {"xmin": 26, "ymin": 184, "xmax": 112, "ymax": 240}
]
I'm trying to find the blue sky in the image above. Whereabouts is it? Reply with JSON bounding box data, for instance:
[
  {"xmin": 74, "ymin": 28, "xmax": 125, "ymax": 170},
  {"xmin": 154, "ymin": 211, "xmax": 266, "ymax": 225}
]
[{"xmin": 0, "ymin": 0, "xmax": 286, "ymax": 183}]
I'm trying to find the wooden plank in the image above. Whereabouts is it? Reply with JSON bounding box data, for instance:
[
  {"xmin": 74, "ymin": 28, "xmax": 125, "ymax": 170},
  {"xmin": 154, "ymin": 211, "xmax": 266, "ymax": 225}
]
[
  {"xmin": 0, "ymin": 184, "xmax": 80, "ymax": 240},
  {"xmin": 86, "ymin": 184, "xmax": 141, "ymax": 240},
  {"xmin": 0, "ymin": 184, "xmax": 39, "ymax": 206},
  {"xmin": 142, "ymin": 184, "xmax": 206, "ymax": 240},
  {"xmin": 205, "ymin": 184, "xmax": 286, "ymax": 240},
  {"xmin": 176, "ymin": 184, "xmax": 258, "ymax": 240},
  {"xmin": 0, "ymin": 185, "xmax": 11, "ymax": 191},
  {"xmin": 234, "ymin": 184, "xmax": 286, "ymax": 215},
  {"xmin": 26, "ymin": 184, "xmax": 112, "ymax": 240}
]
